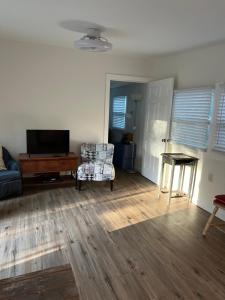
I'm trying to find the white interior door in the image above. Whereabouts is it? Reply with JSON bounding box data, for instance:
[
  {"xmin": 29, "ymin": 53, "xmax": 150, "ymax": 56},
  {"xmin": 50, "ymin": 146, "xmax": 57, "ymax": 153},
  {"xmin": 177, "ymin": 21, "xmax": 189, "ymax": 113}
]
[{"xmin": 141, "ymin": 78, "xmax": 174, "ymax": 184}]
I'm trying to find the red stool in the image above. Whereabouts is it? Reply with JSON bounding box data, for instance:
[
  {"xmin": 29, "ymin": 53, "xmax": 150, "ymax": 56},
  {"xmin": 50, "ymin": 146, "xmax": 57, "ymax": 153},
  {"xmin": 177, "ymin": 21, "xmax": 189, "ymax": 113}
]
[{"xmin": 202, "ymin": 195, "xmax": 225, "ymax": 236}]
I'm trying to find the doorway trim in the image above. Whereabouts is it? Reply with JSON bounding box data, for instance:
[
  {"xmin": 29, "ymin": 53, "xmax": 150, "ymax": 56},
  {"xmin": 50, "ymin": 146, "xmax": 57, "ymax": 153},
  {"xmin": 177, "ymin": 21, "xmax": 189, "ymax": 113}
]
[{"xmin": 103, "ymin": 73, "xmax": 151, "ymax": 142}]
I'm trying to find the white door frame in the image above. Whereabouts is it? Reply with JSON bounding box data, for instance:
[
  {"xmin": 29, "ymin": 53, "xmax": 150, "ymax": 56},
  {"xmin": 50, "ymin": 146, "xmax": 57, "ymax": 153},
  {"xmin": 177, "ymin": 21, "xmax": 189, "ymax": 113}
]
[{"xmin": 103, "ymin": 73, "xmax": 151, "ymax": 142}]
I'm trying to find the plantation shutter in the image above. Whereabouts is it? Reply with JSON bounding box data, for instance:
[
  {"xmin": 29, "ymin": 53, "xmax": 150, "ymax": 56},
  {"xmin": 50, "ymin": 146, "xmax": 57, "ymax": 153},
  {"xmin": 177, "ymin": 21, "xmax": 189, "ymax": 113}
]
[
  {"xmin": 214, "ymin": 84, "xmax": 225, "ymax": 152},
  {"xmin": 171, "ymin": 88, "xmax": 213, "ymax": 150},
  {"xmin": 112, "ymin": 96, "xmax": 127, "ymax": 129}
]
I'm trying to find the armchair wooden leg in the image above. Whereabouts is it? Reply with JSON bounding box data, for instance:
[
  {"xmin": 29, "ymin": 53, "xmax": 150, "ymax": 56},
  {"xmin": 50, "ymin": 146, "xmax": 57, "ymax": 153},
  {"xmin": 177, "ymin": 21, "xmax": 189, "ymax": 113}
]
[
  {"xmin": 202, "ymin": 206, "xmax": 219, "ymax": 237},
  {"xmin": 78, "ymin": 180, "xmax": 82, "ymax": 191},
  {"xmin": 110, "ymin": 180, "xmax": 114, "ymax": 191},
  {"xmin": 75, "ymin": 170, "xmax": 78, "ymax": 188}
]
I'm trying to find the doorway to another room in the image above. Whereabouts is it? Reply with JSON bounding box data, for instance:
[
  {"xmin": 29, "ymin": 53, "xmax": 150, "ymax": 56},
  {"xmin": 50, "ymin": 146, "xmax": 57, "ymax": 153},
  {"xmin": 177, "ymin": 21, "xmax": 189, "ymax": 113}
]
[
  {"xmin": 106, "ymin": 75, "xmax": 174, "ymax": 185},
  {"xmin": 108, "ymin": 80, "xmax": 146, "ymax": 174}
]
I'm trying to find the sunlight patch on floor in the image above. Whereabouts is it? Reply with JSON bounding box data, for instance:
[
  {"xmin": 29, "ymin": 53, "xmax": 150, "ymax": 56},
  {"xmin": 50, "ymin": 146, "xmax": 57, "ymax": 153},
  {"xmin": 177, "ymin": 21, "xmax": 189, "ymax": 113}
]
[
  {"xmin": 98, "ymin": 192, "xmax": 190, "ymax": 232},
  {"xmin": 0, "ymin": 241, "xmax": 65, "ymax": 272}
]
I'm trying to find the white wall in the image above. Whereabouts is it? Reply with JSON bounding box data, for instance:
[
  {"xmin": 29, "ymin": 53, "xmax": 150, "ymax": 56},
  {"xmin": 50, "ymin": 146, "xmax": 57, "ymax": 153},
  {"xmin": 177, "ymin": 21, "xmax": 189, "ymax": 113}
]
[
  {"xmin": 0, "ymin": 39, "xmax": 149, "ymax": 157},
  {"xmin": 147, "ymin": 42, "xmax": 225, "ymax": 219}
]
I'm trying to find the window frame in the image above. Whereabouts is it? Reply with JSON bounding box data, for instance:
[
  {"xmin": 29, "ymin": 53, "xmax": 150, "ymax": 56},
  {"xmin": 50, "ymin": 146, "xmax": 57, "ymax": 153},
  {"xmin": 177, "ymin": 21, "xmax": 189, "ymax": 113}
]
[
  {"xmin": 112, "ymin": 95, "xmax": 127, "ymax": 130},
  {"xmin": 170, "ymin": 87, "xmax": 214, "ymax": 151},
  {"xmin": 212, "ymin": 83, "xmax": 225, "ymax": 153}
]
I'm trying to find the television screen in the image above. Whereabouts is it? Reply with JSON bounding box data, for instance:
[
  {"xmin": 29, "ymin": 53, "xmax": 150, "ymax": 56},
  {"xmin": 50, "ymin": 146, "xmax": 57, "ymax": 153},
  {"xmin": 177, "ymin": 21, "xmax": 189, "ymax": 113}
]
[{"xmin": 26, "ymin": 130, "xmax": 69, "ymax": 155}]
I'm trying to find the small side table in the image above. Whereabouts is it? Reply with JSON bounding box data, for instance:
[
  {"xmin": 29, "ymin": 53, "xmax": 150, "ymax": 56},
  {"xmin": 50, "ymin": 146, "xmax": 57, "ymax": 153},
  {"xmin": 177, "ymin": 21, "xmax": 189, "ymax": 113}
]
[{"xmin": 160, "ymin": 153, "xmax": 198, "ymax": 205}]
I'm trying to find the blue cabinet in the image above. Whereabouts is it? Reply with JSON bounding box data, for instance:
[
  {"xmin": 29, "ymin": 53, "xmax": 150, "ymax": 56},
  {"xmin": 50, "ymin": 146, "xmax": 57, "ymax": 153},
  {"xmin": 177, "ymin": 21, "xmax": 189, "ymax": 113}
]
[{"xmin": 113, "ymin": 143, "xmax": 136, "ymax": 170}]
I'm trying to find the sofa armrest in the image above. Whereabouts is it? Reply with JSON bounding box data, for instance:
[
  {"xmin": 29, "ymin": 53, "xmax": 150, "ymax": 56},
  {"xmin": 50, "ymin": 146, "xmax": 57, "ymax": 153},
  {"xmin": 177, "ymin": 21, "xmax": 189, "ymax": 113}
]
[{"xmin": 6, "ymin": 159, "xmax": 20, "ymax": 172}]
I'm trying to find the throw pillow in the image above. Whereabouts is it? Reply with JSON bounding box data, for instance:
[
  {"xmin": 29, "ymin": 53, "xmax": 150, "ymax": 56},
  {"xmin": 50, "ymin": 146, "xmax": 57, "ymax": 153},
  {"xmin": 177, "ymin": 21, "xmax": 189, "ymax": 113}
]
[{"xmin": 0, "ymin": 146, "xmax": 6, "ymax": 170}]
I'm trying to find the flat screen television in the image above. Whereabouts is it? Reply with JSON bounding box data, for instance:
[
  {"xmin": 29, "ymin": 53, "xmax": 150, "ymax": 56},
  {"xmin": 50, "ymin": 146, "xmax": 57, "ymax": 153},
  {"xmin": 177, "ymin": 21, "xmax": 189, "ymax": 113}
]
[{"xmin": 26, "ymin": 130, "xmax": 69, "ymax": 155}]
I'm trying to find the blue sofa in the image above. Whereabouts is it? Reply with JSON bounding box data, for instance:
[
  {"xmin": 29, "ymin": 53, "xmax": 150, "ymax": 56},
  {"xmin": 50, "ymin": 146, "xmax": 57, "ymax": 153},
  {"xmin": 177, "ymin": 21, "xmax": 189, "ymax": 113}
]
[{"xmin": 0, "ymin": 147, "xmax": 22, "ymax": 200}]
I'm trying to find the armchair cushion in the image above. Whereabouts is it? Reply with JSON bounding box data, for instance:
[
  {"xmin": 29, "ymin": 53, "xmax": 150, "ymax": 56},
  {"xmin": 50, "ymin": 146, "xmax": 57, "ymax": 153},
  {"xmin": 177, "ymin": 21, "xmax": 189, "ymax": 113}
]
[
  {"xmin": 0, "ymin": 170, "xmax": 21, "ymax": 183},
  {"xmin": 215, "ymin": 195, "xmax": 225, "ymax": 202},
  {"xmin": 0, "ymin": 147, "xmax": 22, "ymax": 199},
  {"xmin": 77, "ymin": 161, "xmax": 115, "ymax": 181},
  {"xmin": 6, "ymin": 159, "xmax": 20, "ymax": 171},
  {"xmin": 214, "ymin": 195, "xmax": 225, "ymax": 206},
  {"xmin": 78, "ymin": 143, "xmax": 115, "ymax": 182},
  {"xmin": 81, "ymin": 143, "xmax": 114, "ymax": 163},
  {"xmin": 2, "ymin": 146, "xmax": 20, "ymax": 171}
]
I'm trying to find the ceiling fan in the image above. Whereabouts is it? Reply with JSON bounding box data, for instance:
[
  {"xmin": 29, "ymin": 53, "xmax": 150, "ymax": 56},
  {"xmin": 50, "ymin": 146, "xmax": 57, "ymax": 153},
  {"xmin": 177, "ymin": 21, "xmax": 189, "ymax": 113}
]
[
  {"xmin": 60, "ymin": 20, "xmax": 112, "ymax": 52},
  {"xmin": 74, "ymin": 28, "xmax": 112, "ymax": 52}
]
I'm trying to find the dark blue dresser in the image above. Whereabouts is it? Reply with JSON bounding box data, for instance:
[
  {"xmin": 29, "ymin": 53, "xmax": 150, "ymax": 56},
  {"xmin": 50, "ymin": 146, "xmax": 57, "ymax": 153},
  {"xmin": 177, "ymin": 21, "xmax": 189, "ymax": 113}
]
[{"xmin": 113, "ymin": 143, "xmax": 136, "ymax": 170}]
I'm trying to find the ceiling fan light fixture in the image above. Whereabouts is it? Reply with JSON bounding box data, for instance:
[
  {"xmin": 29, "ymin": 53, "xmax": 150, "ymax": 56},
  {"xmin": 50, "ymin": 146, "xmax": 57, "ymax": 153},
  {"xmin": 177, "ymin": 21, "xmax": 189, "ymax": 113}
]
[{"xmin": 74, "ymin": 28, "xmax": 112, "ymax": 52}]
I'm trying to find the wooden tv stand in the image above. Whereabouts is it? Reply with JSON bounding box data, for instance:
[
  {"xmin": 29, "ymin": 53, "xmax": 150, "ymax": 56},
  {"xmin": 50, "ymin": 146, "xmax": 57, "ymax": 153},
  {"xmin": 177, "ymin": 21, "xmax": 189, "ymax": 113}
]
[{"xmin": 19, "ymin": 153, "xmax": 79, "ymax": 178}]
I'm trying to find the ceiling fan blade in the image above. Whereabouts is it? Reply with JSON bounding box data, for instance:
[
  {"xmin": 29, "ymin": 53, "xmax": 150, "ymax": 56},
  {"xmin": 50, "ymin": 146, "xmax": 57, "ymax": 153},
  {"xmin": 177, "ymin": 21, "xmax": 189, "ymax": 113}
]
[{"xmin": 59, "ymin": 20, "xmax": 105, "ymax": 34}]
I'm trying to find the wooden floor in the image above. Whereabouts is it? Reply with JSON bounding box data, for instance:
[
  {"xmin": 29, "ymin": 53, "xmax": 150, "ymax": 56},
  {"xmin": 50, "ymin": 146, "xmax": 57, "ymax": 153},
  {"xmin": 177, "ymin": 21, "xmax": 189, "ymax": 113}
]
[{"xmin": 0, "ymin": 171, "xmax": 225, "ymax": 299}]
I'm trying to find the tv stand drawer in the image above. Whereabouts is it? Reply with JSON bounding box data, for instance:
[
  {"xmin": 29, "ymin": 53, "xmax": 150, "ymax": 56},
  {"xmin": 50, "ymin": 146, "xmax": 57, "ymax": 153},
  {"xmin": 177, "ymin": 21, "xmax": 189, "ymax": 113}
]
[{"xmin": 19, "ymin": 153, "xmax": 78, "ymax": 175}]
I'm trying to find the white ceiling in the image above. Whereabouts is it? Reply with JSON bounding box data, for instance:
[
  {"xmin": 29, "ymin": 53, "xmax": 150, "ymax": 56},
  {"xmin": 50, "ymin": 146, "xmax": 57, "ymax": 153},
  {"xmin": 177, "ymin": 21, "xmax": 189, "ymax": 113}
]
[{"xmin": 1, "ymin": 0, "xmax": 225, "ymax": 56}]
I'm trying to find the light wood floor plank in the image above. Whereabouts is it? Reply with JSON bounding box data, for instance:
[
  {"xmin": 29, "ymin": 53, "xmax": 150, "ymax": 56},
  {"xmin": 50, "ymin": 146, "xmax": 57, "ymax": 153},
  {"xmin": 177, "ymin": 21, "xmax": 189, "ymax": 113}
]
[{"xmin": 0, "ymin": 171, "xmax": 225, "ymax": 299}]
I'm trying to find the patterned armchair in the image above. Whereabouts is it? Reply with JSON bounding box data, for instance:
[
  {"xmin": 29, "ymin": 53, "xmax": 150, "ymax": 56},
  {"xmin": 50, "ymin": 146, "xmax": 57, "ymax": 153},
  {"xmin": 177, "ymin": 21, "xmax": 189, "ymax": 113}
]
[{"xmin": 77, "ymin": 143, "xmax": 115, "ymax": 191}]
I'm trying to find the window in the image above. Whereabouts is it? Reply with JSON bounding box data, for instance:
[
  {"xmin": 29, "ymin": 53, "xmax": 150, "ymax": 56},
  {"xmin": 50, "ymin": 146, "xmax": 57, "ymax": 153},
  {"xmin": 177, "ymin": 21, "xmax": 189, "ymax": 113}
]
[
  {"xmin": 214, "ymin": 84, "xmax": 225, "ymax": 152},
  {"xmin": 112, "ymin": 96, "xmax": 127, "ymax": 129},
  {"xmin": 171, "ymin": 88, "xmax": 214, "ymax": 150}
]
